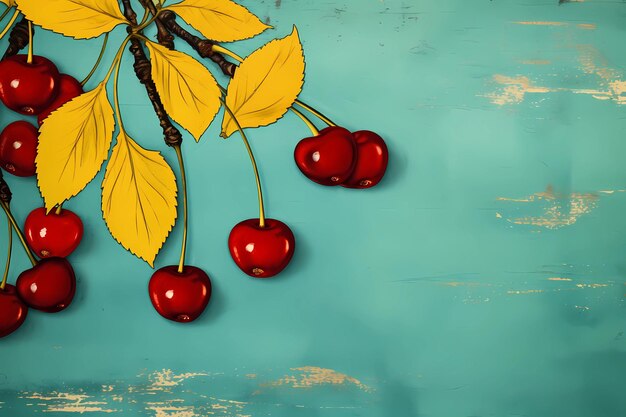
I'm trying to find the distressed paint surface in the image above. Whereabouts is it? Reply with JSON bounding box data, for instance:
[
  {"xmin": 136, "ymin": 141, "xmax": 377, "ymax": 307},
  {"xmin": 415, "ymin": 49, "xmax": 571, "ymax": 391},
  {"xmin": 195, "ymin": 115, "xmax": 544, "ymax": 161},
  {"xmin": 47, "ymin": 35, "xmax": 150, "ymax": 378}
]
[{"xmin": 1, "ymin": 0, "xmax": 626, "ymax": 416}]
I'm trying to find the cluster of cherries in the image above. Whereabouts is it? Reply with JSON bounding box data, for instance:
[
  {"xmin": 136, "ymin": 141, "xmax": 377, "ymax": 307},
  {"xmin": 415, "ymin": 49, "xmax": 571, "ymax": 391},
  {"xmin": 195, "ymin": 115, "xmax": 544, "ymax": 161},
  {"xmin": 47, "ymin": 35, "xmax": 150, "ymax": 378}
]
[
  {"xmin": 0, "ymin": 55, "xmax": 389, "ymax": 334},
  {"xmin": 149, "ymin": 125, "xmax": 389, "ymax": 324},
  {"xmin": 0, "ymin": 53, "xmax": 85, "ymax": 338}
]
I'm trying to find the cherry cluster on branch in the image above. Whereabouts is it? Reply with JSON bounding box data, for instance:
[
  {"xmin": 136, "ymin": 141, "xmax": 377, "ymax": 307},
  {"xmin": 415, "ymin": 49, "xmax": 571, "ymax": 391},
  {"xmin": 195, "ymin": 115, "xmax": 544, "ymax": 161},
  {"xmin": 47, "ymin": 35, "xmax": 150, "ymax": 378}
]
[{"xmin": 0, "ymin": 0, "xmax": 389, "ymax": 335}]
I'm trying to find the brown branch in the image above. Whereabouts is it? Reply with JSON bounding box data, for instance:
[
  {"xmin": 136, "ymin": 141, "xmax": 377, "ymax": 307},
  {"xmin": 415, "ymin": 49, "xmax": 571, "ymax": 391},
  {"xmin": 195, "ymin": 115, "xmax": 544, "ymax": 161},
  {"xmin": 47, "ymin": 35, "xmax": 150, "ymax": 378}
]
[
  {"xmin": 122, "ymin": 1, "xmax": 182, "ymax": 147},
  {"xmin": 3, "ymin": 18, "xmax": 30, "ymax": 60},
  {"xmin": 156, "ymin": 20, "xmax": 174, "ymax": 49},
  {"xmin": 0, "ymin": 171, "xmax": 12, "ymax": 205},
  {"xmin": 158, "ymin": 11, "xmax": 237, "ymax": 77}
]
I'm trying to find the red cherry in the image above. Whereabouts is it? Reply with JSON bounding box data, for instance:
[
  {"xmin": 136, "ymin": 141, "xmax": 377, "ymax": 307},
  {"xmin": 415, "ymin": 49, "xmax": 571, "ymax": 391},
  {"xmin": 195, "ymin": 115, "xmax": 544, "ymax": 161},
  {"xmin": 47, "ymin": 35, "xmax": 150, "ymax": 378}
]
[
  {"xmin": 149, "ymin": 265, "xmax": 211, "ymax": 323},
  {"xmin": 0, "ymin": 55, "xmax": 60, "ymax": 115},
  {"xmin": 16, "ymin": 257, "xmax": 76, "ymax": 313},
  {"xmin": 38, "ymin": 74, "xmax": 83, "ymax": 125},
  {"xmin": 24, "ymin": 207, "xmax": 84, "ymax": 258},
  {"xmin": 342, "ymin": 131, "xmax": 389, "ymax": 189},
  {"xmin": 0, "ymin": 120, "xmax": 38, "ymax": 177},
  {"xmin": 294, "ymin": 126, "xmax": 357, "ymax": 186},
  {"xmin": 0, "ymin": 284, "xmax": 28, "ymax": 338},
  {"xmin": 228, "ymin": 218, "xmax": 295, "ymax": 278}
]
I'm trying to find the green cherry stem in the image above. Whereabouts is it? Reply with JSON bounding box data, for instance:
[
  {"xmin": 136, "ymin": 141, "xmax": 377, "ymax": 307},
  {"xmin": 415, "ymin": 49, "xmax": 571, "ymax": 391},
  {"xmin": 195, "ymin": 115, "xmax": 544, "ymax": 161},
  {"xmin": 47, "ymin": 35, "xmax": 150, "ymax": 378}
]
[
  {"xmin": 0, "ymin": 9, "xmax": 19, "ymax": 41},
  {"xmin": 0, "ymin": 6, "xmax": 12, "ymax": 23},
  {"xmin": 292, "ymin": 100, "xmax": 336, "ymax": 127},
  {"xmin": 81, "ymin": 33, "xmax": 110, "ymax": 86},
  {"xmin": 211, "ymin": 44, "xmax": 337, "ymax": 127},
  {"xmin": 103, "ymin": 35, "xmax": 132, "ymax": 85},
  {"xmin": 26, "ymin": 20, "xmax": 33, "ymax": 64},
  {"xmin": 174, "ymin": 145, "xmax": 188, "ymax": 273},
  {"xmin": 0, "ymin": 201, "xmax": 37, "ymax": 267},
  {"xmin": 220, "ymin": 98, "xmax": 266, "ymax": 228},
  {"xmin": 290, "ymin": 106, "xmax": 319, "ymax": 136},
  {"xmin": 1, "ymin": 211, "xmax": 12, "ymax": 290}
]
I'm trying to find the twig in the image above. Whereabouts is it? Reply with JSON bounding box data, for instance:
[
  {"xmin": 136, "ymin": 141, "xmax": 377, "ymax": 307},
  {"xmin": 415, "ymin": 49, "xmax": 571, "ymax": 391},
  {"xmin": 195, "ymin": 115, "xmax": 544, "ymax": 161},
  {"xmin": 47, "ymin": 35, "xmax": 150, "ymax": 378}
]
[
  {"xmin": 3, "ymin": 18, "xmax": 30, "ymax": 59},
  {"xmin": 158, "ymin": 11, "xmax": 237, "ymax": 77},
  {"xmin": 122, "ymin": 0, "xmax": 182, "ymax": 146}
]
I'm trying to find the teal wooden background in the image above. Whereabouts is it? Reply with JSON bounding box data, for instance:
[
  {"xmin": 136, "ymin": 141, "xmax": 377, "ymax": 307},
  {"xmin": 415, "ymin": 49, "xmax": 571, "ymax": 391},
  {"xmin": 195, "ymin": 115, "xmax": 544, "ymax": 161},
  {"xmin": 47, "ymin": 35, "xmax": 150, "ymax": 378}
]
[{"xmin": 1, "ymin": 0, "xmax": 626, "ymax": 416}]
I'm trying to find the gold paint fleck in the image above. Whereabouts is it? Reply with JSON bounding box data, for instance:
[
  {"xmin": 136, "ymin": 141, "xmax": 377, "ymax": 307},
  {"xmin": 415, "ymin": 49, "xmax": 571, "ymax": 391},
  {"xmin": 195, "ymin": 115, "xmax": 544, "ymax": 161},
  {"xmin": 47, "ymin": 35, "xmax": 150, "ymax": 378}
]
[
  {"xmin": 548, "ymin": 277, "xmax": 573, "ymax": 282},
  {"xmin": 263, "ymin": 367, "xmax": 372, "ymax": 392},
  {"xmin": 575, "ymin": 283, "xmax": 608, "ymax": 289},
  {"xmin": 507, "ymin": 289, "xmax": 545, "ymax": 295},
  {"xmin": 485, "ymin": 43, "xmax": 626, "ymax": 106},
  {"xmin": 147, "ymin": 370, "xmax": 209, "ymax": 392},
  {"xmin": 497, "ymin": 186, "xmax": 599, "ymax": 229},
  {"xmin": 20, "ymin": 392, "xmax": 119, "ymax": 414},
  {"xmin": 513, "ymin": 21, "xmax": 567, "ymax": 26},
  {"xmin": 483, "ymin": 75, "xmax": 551, "ymax": 105},
  {"xmin": 577, "ymin": 23, "xmax": 596, "ymax": 30}
]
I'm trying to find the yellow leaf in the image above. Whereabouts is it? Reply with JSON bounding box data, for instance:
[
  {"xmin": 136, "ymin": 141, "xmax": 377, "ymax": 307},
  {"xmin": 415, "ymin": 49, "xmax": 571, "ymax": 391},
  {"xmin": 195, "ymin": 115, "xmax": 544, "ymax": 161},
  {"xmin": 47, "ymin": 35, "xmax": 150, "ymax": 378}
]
[
  {"xmin": 37, "ymin": 82, "xmax": 115, "ymax": 210},
  {"xmin": 102, "ymin": 133, "xmax": 178, "ymax": 266},
  {"xmin": 16, "ymin": 0, "xmax": 126, "ymax": 39},
  {"xmin": 146, "ymin": 41, "xmax": 221, "ymax": 141},
  {"xmin": 166, "ymin": 0, "xmax": 270, "ymax": 43},
  {"xmin": 221, "ymin": 27, "xmax": 305, "ymax": 137}
]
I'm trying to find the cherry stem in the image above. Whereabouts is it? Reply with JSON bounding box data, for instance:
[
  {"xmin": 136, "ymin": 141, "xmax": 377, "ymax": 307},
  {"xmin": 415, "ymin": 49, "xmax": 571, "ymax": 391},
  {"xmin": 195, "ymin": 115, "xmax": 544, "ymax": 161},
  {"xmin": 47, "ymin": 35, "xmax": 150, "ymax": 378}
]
[
  {"xmin": 112, "ymin": 44, "xmax": 125, "ymax": 131},
  {"xmin": 0, "ymin": 6, "xmax": 12, "ymax": 23},
  {"xmin": 0, "ymin": 9, "xmax": 19, "ymax": 41},
  {"xmin": 0, "ymin": 201, "xmax": 37, "ymax": 267},
  {"xmin": 220, "ymin": 98, "xmax": 266, "ymax": 228},
  {"xmin": 211, "ymin": 45, "xmax": 244, "ymax": 62},
  {"xmin": 103, "ymin": 35, "xmax": 132, "ymax": 85},
  {"xmin": 290, "ymin": 106, "xmax": 319, "ymax": 136},
  {"xmin": 1, "ymin": 211, "xmax": 12, "ymax": 291},
  {"xmin": 211, "ymin": 44, "xmax": 337, "ymax": 127},
  {"xmin": 292, "ymin": 101, "xmax": 336, "ymax": 127},
  {"xmin": 81, "ymin": 33, "xmax": 109, "ymax": 86},
  {"xmin": 26, "ymin": 20, "xmax": 32, "ymax": 64},
  {"xmin": 135, "ymin": 10, "xmax": 162, "ymax": 32},
  {"xmin": 55, "ymin": 204, "xmax": 63, "ymax": 215},
  {"xmin": 174, "ymin": 145, "xmax": 188, "ymax": 273}
]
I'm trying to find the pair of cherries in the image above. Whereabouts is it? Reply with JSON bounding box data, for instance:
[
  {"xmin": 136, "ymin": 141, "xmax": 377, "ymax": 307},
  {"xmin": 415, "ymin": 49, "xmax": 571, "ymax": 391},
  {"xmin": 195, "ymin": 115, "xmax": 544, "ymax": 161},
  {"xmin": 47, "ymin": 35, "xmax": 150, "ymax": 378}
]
[
  {"xmin": 0, "ymin": 257, "xmax": 77, "ymax": 338},
  {"xmin": 295, "ymin": 127, "xmax": 388, "ymax": 188},
  {"xmin": 149, "ymin": 219, "xmax": 296, "ymax": 323},
  {"xmin": 0, "ymin": 54, "xmax": 83, "ymax": 177},
  {"xmin": 0, "ymin": 206, "xmax": 83, "ymax": 338}
]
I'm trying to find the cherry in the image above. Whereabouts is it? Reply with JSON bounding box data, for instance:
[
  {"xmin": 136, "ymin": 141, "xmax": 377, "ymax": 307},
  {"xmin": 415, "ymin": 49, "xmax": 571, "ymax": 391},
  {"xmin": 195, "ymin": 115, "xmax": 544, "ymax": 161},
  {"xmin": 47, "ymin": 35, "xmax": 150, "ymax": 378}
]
[
  {"xmin": 16, "ymin": 257, "xmax": 76, "ymax": 313},
  {"xmin": 0, "ymin": 284, "xmax": 28, "ymax": 338},
  {"xmin": 149, "ymin": 265, "xmax": 211, "ymax": 323},
  {"xmin": 0, "ymin": 121, "xmax": 38, "ymax": 177},
  {"xmin": 38, "ymin": 74, "xmax": 83, "ymax": 125},
  {"xmin": 342, "ymin": 131, "xmax": 389, "ymax": 189},
  {"xmin": 24, "ymin": 207, "xmax": 84, "ymax": 258},
  {"xmin": 0, "ymin": 54, "xmax": 60, "ymax": 115},
  {"xmin": 294, "ymin": 126, "xmax": 357, "ymax": 186},
  {"xmin": 228, "ymin": 218, "xmax": 295, "ymax": 278}
]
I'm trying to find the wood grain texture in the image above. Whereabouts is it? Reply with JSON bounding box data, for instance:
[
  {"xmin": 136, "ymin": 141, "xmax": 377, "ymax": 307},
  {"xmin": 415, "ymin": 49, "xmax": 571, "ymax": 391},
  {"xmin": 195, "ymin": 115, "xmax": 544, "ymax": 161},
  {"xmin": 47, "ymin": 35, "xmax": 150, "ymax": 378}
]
[{"xmin": 0, "ymin": 0, "xmax": 625, "ymax": 416}]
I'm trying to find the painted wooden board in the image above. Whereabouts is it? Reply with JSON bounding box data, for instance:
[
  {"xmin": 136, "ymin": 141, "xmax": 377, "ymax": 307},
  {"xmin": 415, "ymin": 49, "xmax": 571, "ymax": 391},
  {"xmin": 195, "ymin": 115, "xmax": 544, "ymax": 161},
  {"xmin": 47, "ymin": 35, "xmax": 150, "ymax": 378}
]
[{"xmin": 1, "ymin": 0, "xmax": 625, "ymax": 416}]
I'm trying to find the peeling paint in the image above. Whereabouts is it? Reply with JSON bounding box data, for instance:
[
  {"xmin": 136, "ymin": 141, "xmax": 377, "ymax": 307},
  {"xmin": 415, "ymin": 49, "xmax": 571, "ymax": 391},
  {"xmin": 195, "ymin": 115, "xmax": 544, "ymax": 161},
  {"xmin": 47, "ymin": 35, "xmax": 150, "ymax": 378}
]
[
  {"xmin": 20, "ymin": 392, "xmax": 119, "ymax": 414},
  {"xmin": 513, "ymin": 21, "xmax": 567, "ymax": 26},
  {"xmin": 483, "ymin": 75, "xmax": 551, "ymax": 105},
  {"xmin": 484, "ymin": 41, "xmax": 626, "ymax": 106},
  {"xmin": 263, "ymin": 367, "xmax": 372, "ymax": 392},
  {"xmin": 496, "ymin": 186, "xmax": 600, "ymax": 229},
  {"xmin": 11, "ymin": 367, "xmax": 373, "ymax": 416}
]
